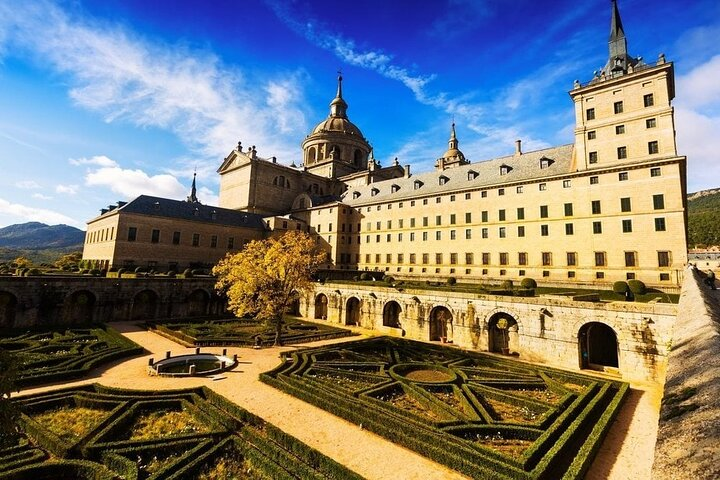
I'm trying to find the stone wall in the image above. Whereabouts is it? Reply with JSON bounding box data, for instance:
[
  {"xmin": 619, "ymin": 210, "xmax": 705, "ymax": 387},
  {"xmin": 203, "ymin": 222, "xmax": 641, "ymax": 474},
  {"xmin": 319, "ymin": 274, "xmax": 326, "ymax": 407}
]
[
  {"xmin": 652, "ymin": 270, "xmax": 720, "ymax": 479},
  {"xmin": 302, "ymin": 282, "xmax": 676, "ymax": 383},
  {"xmin": 0, "ymin": 276, "xmax": 222, "ymax": 327}
]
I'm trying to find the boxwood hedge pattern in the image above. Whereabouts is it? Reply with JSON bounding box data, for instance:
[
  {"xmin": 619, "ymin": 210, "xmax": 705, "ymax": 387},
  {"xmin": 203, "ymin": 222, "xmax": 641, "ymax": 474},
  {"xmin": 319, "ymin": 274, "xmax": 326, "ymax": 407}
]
[
  {"xmin": 147, "ymin": 317, "xmax": 355, "ymax": 347},
  {"xmin": 0, "ymin": 325, "xmax": 144, "ymax": 387},
  {"xmin": 261, "ymin": 337, "xmax": 629, "ymax": 480},
  {"xmin": 1, "ymin": 384, "xmax": 362, "ymax": 480}
]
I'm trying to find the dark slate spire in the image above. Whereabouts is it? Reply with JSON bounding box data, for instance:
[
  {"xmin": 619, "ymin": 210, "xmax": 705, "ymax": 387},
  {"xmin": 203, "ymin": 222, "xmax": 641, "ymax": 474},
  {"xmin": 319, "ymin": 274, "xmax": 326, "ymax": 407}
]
[
  {"xmin": 329, "ymin": 74, "xmax": 348, "ymax": 118},
  {"xmin": 602, "ymin": 0, "xmax": 637, "ymax": 77},
  {"xmin": 187, "ymin": 172, "xmax": 199, "ymax": 203}
]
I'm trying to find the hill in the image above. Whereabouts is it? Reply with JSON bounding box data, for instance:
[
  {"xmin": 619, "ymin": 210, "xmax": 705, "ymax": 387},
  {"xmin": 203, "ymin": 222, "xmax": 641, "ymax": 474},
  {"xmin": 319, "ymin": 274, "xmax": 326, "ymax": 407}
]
[
  {"xmin": 0, "ymin": 222, "xmax": 84, "ymax": 264},
  {"xmin": 687, "ymin": 188, "xmax": 720, "ymax": 247}
]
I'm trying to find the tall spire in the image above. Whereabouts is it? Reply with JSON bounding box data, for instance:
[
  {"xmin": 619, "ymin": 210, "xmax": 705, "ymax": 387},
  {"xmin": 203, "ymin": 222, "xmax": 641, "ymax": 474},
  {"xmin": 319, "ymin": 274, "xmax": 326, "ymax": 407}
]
[
  {"xmin": 187, "ymin": 171, "xmax": 199, "ymax": 203},
  {"xmin": 602, "ymin": 0, "xmax": 636, "ymax": 76},
  {"xmin": 329, "ymin": 73, "xmax": 348, "ymax": 118},
  {"xmin": 448, "ymin": 122, "xmax": 458, "ymax": 151}
]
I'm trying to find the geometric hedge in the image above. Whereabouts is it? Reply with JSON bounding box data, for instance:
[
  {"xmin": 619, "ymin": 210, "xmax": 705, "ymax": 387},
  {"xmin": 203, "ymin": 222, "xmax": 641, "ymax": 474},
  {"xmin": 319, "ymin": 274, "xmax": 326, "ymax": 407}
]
[
  {"xmin": 0, "ymin": 326, "xmax": 144, "ymax": 388},
  {"xmin": 147, "ymin": 317, "xmax": 356, "ymax": 347},
  {"xmin": 261, "ymin": 337, "xmax": 629, "ymax": 480},
  {"xmin": 2, "ymin": 384, "xmax": 362, "ymax": 480}
]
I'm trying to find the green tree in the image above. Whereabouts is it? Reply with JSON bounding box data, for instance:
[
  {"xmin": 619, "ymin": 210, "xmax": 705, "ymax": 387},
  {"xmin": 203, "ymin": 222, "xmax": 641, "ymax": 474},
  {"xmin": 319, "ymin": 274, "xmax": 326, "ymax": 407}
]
[
  {"xmin": 0, "ymin": 349, "xmax": 19, "ymax": 447},
  {"xmin": 54, "ymin": 251, "xmax": 83, "ymax": 270},
  {"xmin": 213, "ymin": 231, "xmax": 324, "ymax": 346}
]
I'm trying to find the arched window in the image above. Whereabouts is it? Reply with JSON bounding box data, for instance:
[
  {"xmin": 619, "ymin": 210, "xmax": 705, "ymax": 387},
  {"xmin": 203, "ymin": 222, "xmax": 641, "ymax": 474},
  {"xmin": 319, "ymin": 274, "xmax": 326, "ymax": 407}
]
[{"xmin": 383, "ymin": 301, "xmax": 402, "ymax": 328}]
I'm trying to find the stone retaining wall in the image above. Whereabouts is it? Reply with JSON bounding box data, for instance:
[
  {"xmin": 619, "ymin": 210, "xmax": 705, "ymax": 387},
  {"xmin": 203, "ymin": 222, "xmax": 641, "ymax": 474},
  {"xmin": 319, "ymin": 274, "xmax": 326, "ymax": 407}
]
[{"xmin": 652, "ymin": 270, "xmax": 720, "ymax": 479}]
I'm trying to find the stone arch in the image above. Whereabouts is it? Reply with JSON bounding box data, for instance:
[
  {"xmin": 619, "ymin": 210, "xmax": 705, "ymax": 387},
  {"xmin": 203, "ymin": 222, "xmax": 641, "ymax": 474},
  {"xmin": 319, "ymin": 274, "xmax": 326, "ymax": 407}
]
[
  {"xmin": 63, "ymin": 289, "xmax": 96, "ymax": 324},
  {"xmin": 578, "ymin": 322, "xmax": 619, "ymax": 370},
  {"xmin": 314, "ymin": 293, "xmax": 328, "ymax": 320},
  {"xmin": 345, "ymin": 297, "xmax": 361, "ymax": 326},
  {"xmin": 292, "ymin": 193, "xmax": 313, "ymax": 210},
  {"xmin": 286, "ymin": 294, "xmax": 301, "ymax": 316},
  {"xmin": 429, "ymin": 305, "xmax": 453, "ymax": 342},
  {"xmin": 308, "ymin": 146, "xmax": 317, "ymax": 163},
  {"xmin": 0, "ymin": 291, "xmax": 18, "ymax": 328},
  {"xmin": 187, "ymin": 289, "xmax": 210, "ymax": 316},
  {"xmin": 382, "ymin": 300, "xmax": 402, "ymax": 328},
  {"xmin": 487, "ymin": 311, "xmax": 519, "ymax": 354},
  {"xmin": 131, "ymin": 289, "xmax": 159, "ymax": 320}
]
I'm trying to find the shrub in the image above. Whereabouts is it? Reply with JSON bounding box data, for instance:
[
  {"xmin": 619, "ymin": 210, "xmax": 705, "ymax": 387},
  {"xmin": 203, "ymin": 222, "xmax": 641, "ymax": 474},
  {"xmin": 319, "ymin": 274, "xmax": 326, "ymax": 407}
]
[
  {"xmin": 89, "ymin": 269, "xmax": 101, "ymax": 277},
  {"xmin": 627, "ymin": 279, "xmax": 646, "ymax": 295},
  {"xmin": 80, "ymin": 269, "xmax": 89, "ymax": 275},
  {"xmin": 500, "ymin": 279, "xmax": 513, "ymax": 290},
  {"xmin": 27, "ymin": 268, "xmax": 41, "ymax": 276},
  {"xmin": 117, "ymin": 268, "xmax": 126, "ymax": 277},
  {"xmin": 352, "ymin": 276, "xmax": 359, "ymax": 282},
  {"xmin": 167, "ymin": 270, "xmax": 176, "ymax": 278},
  {"xmin": 612, "ymin": 281, "xmax": 629, "ymax": 294},
  {"xmin": 183, "ymin": 268, "xmax": 193, "ymax": 278},
  {"xmin": 192, "ymin": 268, "xmax": 206, "ymax": 276},
  {"xmin": 446, "ymin": 277, "xmax": 457, "ymax": 285},
  {"xmin": 134, "ymin": 266, "xmax": 146, "ymax": 274},
  {"xmin": 520, "ymin": 278, "xmax": 537, "ymax": 289},
  {"xmin": 360, "ymin": 272, "xmax": 371, "ymax": 281},
  {"xmin": 384, "ymin": 276, "xmax": 395, "ymax": 284}
]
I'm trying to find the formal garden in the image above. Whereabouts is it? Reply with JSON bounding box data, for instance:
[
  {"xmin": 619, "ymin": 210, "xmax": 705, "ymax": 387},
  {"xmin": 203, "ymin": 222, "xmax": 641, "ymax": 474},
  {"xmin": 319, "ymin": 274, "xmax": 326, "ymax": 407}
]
[
  {"xmin": 261, "ymin": 337, "xmax": 629, "ymax": 480},
  {"xmin": 0, "ymin": 384, "xmax": 361, "ymax": 480},
  {"xmin": 146, "ymin": 316, "xmax": 356, "ymax": 347},
  {"xmin": 0, "ymin": 325, "xmax": 143, "ymax": 387}
]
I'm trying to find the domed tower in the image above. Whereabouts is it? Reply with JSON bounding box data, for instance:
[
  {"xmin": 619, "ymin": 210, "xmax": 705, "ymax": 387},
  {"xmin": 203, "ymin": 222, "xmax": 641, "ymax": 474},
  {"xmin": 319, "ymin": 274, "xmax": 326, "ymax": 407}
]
[
  {"xmin": 435, "ymin": 122, "xmax": 469, "ymax": 171},
  {"xmin": 301, "ymin": 75, "xmax": 372, "ymax": 178}
]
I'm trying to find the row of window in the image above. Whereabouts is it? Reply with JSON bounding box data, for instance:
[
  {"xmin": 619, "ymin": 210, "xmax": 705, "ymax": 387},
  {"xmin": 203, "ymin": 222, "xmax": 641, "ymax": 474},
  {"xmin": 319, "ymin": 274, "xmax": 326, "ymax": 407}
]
[
  {"xmin": 585, "ymin": 94, "xmax": 654, "ymax": 121},
  {"xmin": 86, "ymin": 226, "xmax": 115, "ymax": 244},
  {"xmin": 126, "ymin": 227, "xmax": 247, "ymax": 249},
  {"xmin": 587, "ymin": 117, "xmax": 657, "ymax": 141},
  {"xmin": 588, "ymin": 141, "xmax": 659, "ymax": 164}
]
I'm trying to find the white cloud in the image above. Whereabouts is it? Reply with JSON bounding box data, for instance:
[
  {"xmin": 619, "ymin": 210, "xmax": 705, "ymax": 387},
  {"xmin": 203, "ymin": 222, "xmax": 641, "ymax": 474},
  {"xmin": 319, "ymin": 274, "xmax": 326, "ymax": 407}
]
[
  {"xmin": 69, "ymin": 155, "xmax": 118, "ymax": 167},
  {"xmin": 0, "ymin": 197, "xmax": 83, "ymax": 228},
  {"xmin": 55, "ymin": 184, "xmax": 79, "ymax": 195},
  {"xmin": 676, "ymin": 54, "xmax": 720, "ymax": 112},
  {"xmin": 15, "ymin": 180, "xmax": 41, "ymax": 189},
  {"xmin": 31, "ymin": 193, "xmax": 53, "ymax": 200},
  {"xmin": 198, "ymin": 186, "xmax": 219, "ymax": 206},
  {"xmin": 85, "ymin": 165, "xmax": 186, "ymax": 200}
]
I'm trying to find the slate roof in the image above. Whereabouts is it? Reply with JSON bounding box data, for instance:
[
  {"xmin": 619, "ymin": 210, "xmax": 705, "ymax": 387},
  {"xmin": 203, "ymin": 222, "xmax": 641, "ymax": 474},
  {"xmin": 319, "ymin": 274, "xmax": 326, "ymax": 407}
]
[
  {"xmin": 92, "ymin": 195, "xmax": 268, "ymax": 230},
  {"xmin": 341, "ymin": 144, "xmax": 574, "ymax": 205}
]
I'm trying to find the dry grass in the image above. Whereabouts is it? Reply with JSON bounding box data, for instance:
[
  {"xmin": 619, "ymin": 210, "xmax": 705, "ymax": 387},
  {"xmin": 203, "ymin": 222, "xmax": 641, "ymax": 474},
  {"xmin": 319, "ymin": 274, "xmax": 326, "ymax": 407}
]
[
  {"xmin": 198, "ymin": 453, "xmax": 264, "ymax": 480},
  {"xmin": 32, "ymin": 406, "xmax": 109, "ymax": 442},
  {"xmin": 129, "ymin": 409, "xmax": 209, "ymax": 440}
]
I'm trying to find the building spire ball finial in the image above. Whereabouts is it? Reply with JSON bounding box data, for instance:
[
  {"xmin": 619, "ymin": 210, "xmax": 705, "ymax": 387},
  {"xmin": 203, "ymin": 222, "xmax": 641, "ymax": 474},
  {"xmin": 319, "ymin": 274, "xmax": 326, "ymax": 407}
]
[
  {"xmin": 187, "ymin": 170, "xmax": 199, "ymax": 203},
  {"xmin": 329, "ymin": 72, "xmax": 348, "ymax": 119}
]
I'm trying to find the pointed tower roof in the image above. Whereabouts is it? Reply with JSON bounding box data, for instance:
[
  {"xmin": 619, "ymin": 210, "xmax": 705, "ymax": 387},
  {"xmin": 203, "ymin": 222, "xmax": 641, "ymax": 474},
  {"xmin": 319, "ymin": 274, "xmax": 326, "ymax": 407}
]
[
  {"xmin": 329, "ymin": 74, "xmax": 348, "ymax": 118},
  {"xmin": 601, "ymin": 0, "xmax": 637, "ymax": 77},
  {"xmin": 186, "ymin": 172, "xmax": 199, "ymax": 203},
  {"xmin": 436, "ymin": 122, "xmax": 468, "ymax": 171}
]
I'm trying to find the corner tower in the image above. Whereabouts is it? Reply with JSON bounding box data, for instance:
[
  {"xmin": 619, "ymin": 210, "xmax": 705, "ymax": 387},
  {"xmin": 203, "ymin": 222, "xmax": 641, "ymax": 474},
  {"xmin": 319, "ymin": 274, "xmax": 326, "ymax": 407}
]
[{"xmin": 301, "ymin": 75, "xmax": 372, "ymax": 179}]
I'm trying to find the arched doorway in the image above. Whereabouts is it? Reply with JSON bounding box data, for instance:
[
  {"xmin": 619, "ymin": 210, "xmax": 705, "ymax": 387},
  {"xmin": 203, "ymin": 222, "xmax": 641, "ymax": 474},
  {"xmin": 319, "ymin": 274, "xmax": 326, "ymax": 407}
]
[
  {"xmin": 286, "ymin": 297, "xmax": 301, "ymax": 316},
  {"xmin": 187, "ymin": 289, "xmax": 209, "ymax": 316},
  {"xmin": 346, "ymin": 297, "xmax": 361, "ymax": 326},
  {"xmin": 315, "ymin": 294, "xmax": 328, "ymax": 320},
  {"xmin": 0, "ymin": 291, "xmax": 18, "ymax": 328},
  {"xmin": 63, "ymin": 290, "xmax": 96, "ymax": 324},
  {"xmin": 383, "ymin": 301, "xmax": 401, "ymax": 328},
  {"xmin": 429, "ymin": 306, "xmax": 453, "ymax": 342},
  {"xmin": 579, "ymin": 322, "xmax": 619, "ymax": 370},
  {"xmin": 488, "ymin": 312, "xmax": 518, "ymax": 354},
  {"xmin": 132, "ymin": 290, "xmax": 159, "ymax": 320}
]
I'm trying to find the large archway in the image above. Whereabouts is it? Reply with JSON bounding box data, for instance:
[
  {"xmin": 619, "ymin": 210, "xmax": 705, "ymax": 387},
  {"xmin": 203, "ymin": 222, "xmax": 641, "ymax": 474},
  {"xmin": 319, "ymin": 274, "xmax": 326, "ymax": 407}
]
[
  {"xmin": 0, "ymin": 291, "xmax": 18, "ymax": 328},
  {"xmin": 63, "ymin": 290, "xmax": 96, "ymax": 324},
  {"xmin": 131, "ymin": 289, "xmax": 159, "ymax": 320},
  {"xmin": 346, "ymin": 297, "xmax": 361, "ymax": 326},
  {"xmin": 286, "ymin": 297, "xmax": 301, "ymax": 316},
  {"xmin": 578, "ymin": 322, "xmax": 619, "ymax": 370},
  {"xmin": 314, "ymin": 294, "xmax": 328, "ymax": 320},
  {"xmin": 488, "ymin": 312, "xmax": 518, "ymax": 354},
  {"xmin": 187, "ymin": 289, "xmax": 210, "ymax": 316},
  {"xmin": 429, "ymin": 306, "xmax": 453, "ymax": 342},
  {"xmin": 382, "ymin": 301, "xmax": 401, "ymax": 328}
]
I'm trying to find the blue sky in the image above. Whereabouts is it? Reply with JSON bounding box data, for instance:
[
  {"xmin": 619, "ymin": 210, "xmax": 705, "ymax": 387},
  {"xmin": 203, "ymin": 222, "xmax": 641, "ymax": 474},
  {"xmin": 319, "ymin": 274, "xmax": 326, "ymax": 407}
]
[{"xmin": 1, "ymin": 0, "xmax": 719, "ymax": 229}]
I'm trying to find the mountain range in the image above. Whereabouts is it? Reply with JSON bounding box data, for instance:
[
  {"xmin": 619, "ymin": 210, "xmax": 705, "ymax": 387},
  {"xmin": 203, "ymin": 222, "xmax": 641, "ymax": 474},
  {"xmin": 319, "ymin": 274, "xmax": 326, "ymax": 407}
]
[{"xmin": 0, "ymin": 222, "xmax": 84, "ymax": 263}]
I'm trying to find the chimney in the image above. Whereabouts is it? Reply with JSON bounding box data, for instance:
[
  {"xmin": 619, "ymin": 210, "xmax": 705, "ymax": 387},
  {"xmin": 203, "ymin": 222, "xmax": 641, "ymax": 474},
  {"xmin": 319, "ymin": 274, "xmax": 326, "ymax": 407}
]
[
  {"xmin": 515, "ymin": 139, "xmax": 522, "ymax": 156},
  {"xmin": 404, "ymin": 165, "xmax": 411, "ymax": 178}
]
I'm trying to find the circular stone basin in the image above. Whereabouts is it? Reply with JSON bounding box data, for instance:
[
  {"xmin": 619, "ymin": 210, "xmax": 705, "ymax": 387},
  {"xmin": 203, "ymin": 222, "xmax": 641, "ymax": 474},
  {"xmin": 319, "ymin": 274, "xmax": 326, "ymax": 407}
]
[
  {"xmin": 389, "ymin": 363, "xmax": 457, "ymax": 384},
  {"xmin": 148, "ymin": 353, "xmax": 236, "ymax": 377}
]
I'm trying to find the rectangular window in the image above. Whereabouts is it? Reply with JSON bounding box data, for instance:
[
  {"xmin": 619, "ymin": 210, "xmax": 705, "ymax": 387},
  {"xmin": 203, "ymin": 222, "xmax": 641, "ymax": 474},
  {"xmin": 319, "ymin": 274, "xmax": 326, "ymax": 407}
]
[
  {"xmin": 518, "ymin": 252, "xmax": 527, "ymax": 265},
  {"xmin": 210, "ymin": 235, "xmax": 218, "ymax": 248},
  {"xmin": 151, "ymin": 229, "xmax": 160, "ymax": 243},
  {"xmin": 541, "ymin": 225, "xmax": 549, "ymax": 236},
  {"xmin": 517, "ymin": 186, "xmax": 523, "ymax": 194},
  {"xmin": 482, "ymin": 253, "xmax": 490, "ymax": 265},
  {"xmin": 375, "ymin": 254, "xmax": 381, "ymax": 264},
  {"xmin": 423, "ymin": 199, "xmax": 428, "ymax": 205},
  {"xmin": 614, "ymin": 101, "xmax": 623, "ymax": 114},
  {"xmin": 387, "ymin": 220, "xmax": 392, "ymax": 229},
  {"xmin": 542, "ymin": 252, "xmax": 552, "ymax": 266},
  {"xmin": 617, "ymin": 146, "xmax": 627, "ymax": 159},
  {"xmin": 591, "ymin": 200, "xmax": 601, "ymax": 214},
  {"xmin": 540, "ymin": 205, "xmax": 548, "ymax": 218},
  {"xmin": 365, "ymin": 254, "xmax": 371, "ymax": 264},
  {"xmin": 589, "ymin": 151, "xmax": 598, "ymax": 164},
  {"xmin": 563, "ymin": 179, "xmax": 571, "ymax": 188},
  {"xmin": 498, "ymin": 188, "xmax": 505, "ymax": 196},
  {"xmin": 410, "ymin": 232, "xmax": 415, "ymax": 241},
  {"xmin": 539, "ymin": 183, "xmax": 547, "ymax": 191},
  {"xmin": 386, "ymin": 254, "xmax": 392, "ymax": 264},
  {"xmin": 410, "ymin": 218, "xmax": 416, "ymax": 227},
  {"xmin": 658, "ymin": 251, "xmax": 671, "ymax": 267},
  {"xmin": 615, "ymin": 124, "xmax": 625, "ymax": 135},
  {"xmin": 499, "ymin": 227, "xmax": 506, "ymax": 238},
  {"xmin": 387, "ymin": 234, "xmax": 391, "ymax": 242},
  {"xmin": 398, "ymin": 219, "xmax": 403, "ymax": 228},
  {"xmin": 590, "ymin": 176, "xmax": 599, "ymax": 185},
  {"xmin": 450, "ymin": 214, "xmax": 456, "ymax": 224},
  {"xmin": 499, "ymin": 252, "xmax": 508, "ymax": 266},
  {"xmin": 567, "ymin": 252, "xmax": 577, "ymax": 266},
  {"xmin": 422, "ymin": 253, "xmax": 429, "ymax": 265},
  {"xmin": 596, "ymin": 272, "xmax": 605, "ymax": 279},
  {"xmin": 465, "ymin": 253, "xmax": 474, "ymax": 265},
  {"xmin": 564, "ymin": 203, "xmax": 573, "ymax": 216},
  {"xmin": 587, "ymin": 130, "xmax": 596, "ymax": 140},
  {"xmin": 653, "ymin": 194, "xmax": 665, "ymax": 210},
  {"xmin": 517, "ymin": 226, "xmax": 525, "ymax": 237},
  {"xmin": 435, "ymin": 253, "xmax": 443, "ymax": 265},
  {"xmin": 422, "ymin": 232, "xmax": 428, "ymax": 241},
  {"xmin": 565, "ymin": 223, "xmax": 574, "ymax": 235},
  {"xmin": 398, "ymin": 254, "xmax": 404, "ymax": 264},
  {"xmin": 619, "ymin": 171, "xmax": 628, "ymax": 181},
  {"xmin": 644, "ymin": 93, "xmax": 654, "ymax": 107},
  {"xmin": 398, "ymin": 233, "xmax": 403, "ymax": 242},
  {"xmin": 227, "ymin": 237, "xmax": 234, "ymax": 249},
  {"xmin": 465, "ymin": 212, "xmax": 472, "ymax": 223},
  {"xmin": 498, "ymin": 209, "xmax": 506, "ymax": 221},
  {"xmin": 625, "ymin": 251, "xmax": 636, "ymax": 267},
  {"xmin": 595, "ymin": 251, "xmax": 606, "ymax": 267},
  {"xmin": 621, "ymin": 197, "xmax": 631, "ymax": 212},
  {"xmin": 655, "ymin": 217, "xmax": 666, "ymax": 231},
  {"xmin": 650, "ymin": 167, "xmax": 661, "ymax": 177},
  {"xmin": 450, "ymin": 230, "xmax": 456, "ymax": 240},
  {"xmin": 465, "ymin": 193, "xmax": 471, "ymax": 200},
  {"xmin": 622, "ymin": 219, "xmax": 633, "ymax": 233},
  {"xmin": 435, "ymin": 215, "xmax": 442, "ymax": 226},
  {"xmin": 422, "ymin": 217, "xmax": 428, "ymax": 227},
  {"xmin": 450, "ymin": 253, "xmax": 457, "ymax": 265},
  {"xmin": 481, "ymin": 228, "xmax": 488, "ymax": 239},
  {"xmin": 481, "ymin": 191, "xmax": 487, "ymax": 198},
  {"xmin": 172, "ymin": 231, "xmax": 180, "ymax": 245},
  {"xmin": 409, "ymin": 253, "xmax": 416, "ymax": 264},
  {"xmin": 435, "ymin": 231, "xmax": 442, "ymax": 241},
  {"xmin": 481, "ymin": 211, "xmax": 488, "ymax": 222},
  {"xmin": 465, "ymin": 228, "xmax": 472, "ymax": 239},
  {"xmin": 436, "ymin": 197, "xmax": 441, "ymax": 204},
  {"xmin": 646, "ymin": 118, "xmax": 657, "ymax": 128},
  {"xmin": 192, "ymin": 233, "xmax": 200, "ymax": 246},
  {"xmin": 648, "ymin": 141, "xmax": 659, "ymax": 154},
  {"xmin": 660, "ymin": 273, "xmax": 670, "ymax": 281},
  {"xmin": 517, "ymin": 207, "xmax": 525, "ymax": 220},
  {"xmin": 593, "ymin": 221, "xmax": 602, "ymax": 234},
  {"xmin": 586, "ymin": 108, "xmax": 595, "ymax": 120}
]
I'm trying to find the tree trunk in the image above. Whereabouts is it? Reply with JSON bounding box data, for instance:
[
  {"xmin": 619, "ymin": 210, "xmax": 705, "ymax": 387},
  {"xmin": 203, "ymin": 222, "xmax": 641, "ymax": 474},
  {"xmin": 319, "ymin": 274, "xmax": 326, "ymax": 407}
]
[{"xmin": 273, "ymin": 315, "xmax": 283, "ymax": 346}]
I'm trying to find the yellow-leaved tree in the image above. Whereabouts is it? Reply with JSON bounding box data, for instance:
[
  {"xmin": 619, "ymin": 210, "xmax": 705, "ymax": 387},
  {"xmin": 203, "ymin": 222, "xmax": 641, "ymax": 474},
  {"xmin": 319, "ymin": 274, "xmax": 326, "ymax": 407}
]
[{"xmin": 212, "ymin": 231, "xmax": 325, "ymax": 346}]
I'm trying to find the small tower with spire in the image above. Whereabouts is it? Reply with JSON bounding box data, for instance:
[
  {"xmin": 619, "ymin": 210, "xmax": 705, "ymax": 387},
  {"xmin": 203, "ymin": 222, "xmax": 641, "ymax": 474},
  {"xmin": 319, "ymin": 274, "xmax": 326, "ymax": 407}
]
[
  {"xmin": 435, "ymin": 122, "xmax": 468, "ymax": 171},
  {"xmin": 600, "ymin": 0, "xmax": 638, "ymax": 78},
  {"xmin": 186, "ymin": 171, "xmax": 200, "ymax": 204}
]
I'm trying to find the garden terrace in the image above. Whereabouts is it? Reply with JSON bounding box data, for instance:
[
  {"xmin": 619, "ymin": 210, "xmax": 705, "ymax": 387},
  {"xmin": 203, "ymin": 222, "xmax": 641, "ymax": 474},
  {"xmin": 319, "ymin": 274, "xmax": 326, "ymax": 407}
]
[
  {"xmin": 0, "ymin": 325, "xmax": 143, "ymax": 387},
  {"xmin": 261, "ymin": 337, "xmax": 629, "ymax": 480},
  {"xmin": 2, "ymin": 384, "xmax": 362, "ymax": 480},
  {"xmin": 146, "ymin": 316, "xmax": 355, "ymax": 347}
]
